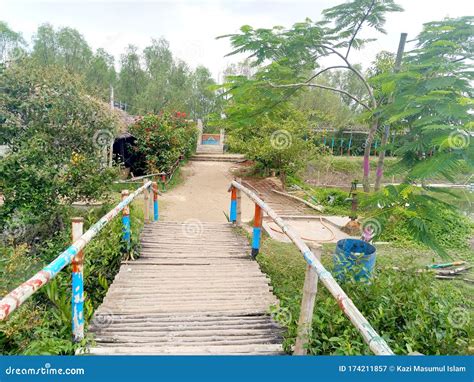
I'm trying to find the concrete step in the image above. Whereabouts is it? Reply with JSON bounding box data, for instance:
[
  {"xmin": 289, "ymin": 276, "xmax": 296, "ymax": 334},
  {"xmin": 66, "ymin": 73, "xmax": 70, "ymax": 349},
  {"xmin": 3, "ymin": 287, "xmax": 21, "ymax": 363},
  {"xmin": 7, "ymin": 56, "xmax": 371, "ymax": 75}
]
[{"xmin": 191, "ymin": 153, "xmax": 246, "ymax": 162}]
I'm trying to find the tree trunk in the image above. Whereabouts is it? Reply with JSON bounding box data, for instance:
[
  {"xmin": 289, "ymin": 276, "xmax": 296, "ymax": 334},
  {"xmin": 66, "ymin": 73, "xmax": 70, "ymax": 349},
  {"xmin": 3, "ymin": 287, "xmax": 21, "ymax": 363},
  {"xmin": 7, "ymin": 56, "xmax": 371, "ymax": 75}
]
[
  {"xmin": 362, "ymin": 119, "xmax": 378, "ymax": 192},
  {"xmin": 374, "ymin": 33, "xmax": 407, "ymax": 192},
  {"xmin": 374, "ymin": 125, "xmax": 389, "ymax": 191}
]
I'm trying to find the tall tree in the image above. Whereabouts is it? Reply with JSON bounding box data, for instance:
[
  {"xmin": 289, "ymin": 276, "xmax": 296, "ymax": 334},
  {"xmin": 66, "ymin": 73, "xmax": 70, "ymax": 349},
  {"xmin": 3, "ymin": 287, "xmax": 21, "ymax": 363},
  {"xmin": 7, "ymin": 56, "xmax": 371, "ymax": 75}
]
[
  {"xmin": 188, "ymin": 66, "xmax": 219, "ymax": 120},
  {"xmin": 86, "ymin": 48, "xmax": 117, "ymax": 100},
  {"xmin": 373, "ymin": 16, "xmax": 473, "ymax": 184},
  {"xmin": 220, "ymin": 0, "xmax": 403, "ymax": 191},
  {"xmin": 0, "ymin": 21, "xmax": 26, "ymax": 64},
  {"xmin": 116, "ymin": 44, "xmax": 146, "ymax": 112},
  {"xmin": 31, "ymin": 23, "xmax": 58, "ymax": 66}
]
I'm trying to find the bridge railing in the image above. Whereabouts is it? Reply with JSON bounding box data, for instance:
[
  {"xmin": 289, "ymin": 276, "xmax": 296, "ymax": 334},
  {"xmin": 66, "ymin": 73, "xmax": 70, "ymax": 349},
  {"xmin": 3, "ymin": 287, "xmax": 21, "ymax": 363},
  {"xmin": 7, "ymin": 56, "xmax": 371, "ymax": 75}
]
[
  {"xmin": 0, "ymin": 180, "xmax": 160, "ymax": 342},
  {"xmin": 229, "ymin": 180, "xmax": 394, "ymax": 356}
]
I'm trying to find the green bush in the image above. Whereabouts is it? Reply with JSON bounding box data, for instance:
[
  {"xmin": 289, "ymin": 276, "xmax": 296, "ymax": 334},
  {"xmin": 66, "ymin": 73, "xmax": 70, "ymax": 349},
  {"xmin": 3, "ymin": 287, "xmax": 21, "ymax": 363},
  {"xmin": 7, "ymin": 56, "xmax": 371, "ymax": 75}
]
[
  {"xmin": 258, "ymin": 240, "xmax": 472, "ymax": 355},
  {"xmin": 0, "ymin": 200, "xmax": 144, "ymax": 355},
  {"xmin": 227, "ymin": 115, "xmax": 318, "ymax": 183},
  {"xmin": 0, "ymin": 61, "xmax": 119, "ymax": 245},
  {"xmin": 129, "ymin": 112, "xmax": 198, "ymax": 175},
  {"xmin": 379, "ymin": 205, "xmax": 473, "ymax": 250}
]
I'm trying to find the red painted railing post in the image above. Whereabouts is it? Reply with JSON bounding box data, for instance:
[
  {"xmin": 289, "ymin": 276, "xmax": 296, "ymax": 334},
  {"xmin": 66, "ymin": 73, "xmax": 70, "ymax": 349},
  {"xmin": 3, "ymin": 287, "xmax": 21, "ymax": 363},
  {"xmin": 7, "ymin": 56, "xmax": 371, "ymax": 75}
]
[
  {"xmin": 251, "ymin": 203, "xmax": 263, "ymax": 259},
  {"xmin": 229, "ymin": 186, "xmax": 237, "ymax": 223},
  {"xmin": 152, "ymin": 181, "xmax": 159, "ymax": 221}
]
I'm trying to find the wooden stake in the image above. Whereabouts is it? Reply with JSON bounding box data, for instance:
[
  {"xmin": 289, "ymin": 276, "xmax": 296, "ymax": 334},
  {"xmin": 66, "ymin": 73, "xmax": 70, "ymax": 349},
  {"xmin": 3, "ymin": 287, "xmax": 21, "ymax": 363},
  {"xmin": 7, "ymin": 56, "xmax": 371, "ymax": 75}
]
[{"xmin": 294, "ymin": 247, "xmax": 320, "ymax": 355}]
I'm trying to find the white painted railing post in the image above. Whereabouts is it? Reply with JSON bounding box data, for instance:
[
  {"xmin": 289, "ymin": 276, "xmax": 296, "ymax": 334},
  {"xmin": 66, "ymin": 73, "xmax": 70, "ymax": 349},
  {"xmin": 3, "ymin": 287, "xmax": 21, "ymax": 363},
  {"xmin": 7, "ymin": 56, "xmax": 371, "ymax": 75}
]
[
  {"xmin": 143, "ymin": 180, "xmax": 150, "ymax": 223},
  {"xmin": 122, "ymin": 190, "xmax": 131, "ymax": 250},
  {"xmin": 236, "ymin": 177, "xmax": 242, "ymax": 226},
  {"xmin": 294, "ymin": 246, "xmax": 321, "ymax": 355}
]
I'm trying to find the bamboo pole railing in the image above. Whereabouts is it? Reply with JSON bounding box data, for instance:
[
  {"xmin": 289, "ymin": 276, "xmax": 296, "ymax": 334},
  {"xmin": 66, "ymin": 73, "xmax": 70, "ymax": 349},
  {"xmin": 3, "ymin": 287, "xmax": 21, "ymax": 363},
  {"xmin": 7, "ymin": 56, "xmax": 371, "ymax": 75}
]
[
  {"xmin": 0, "ymin": 181, "xmax": 160, "ymax": 341},
  {"xmin": 229, "ymin": 180, "xmax": 394, "ymax": 356}
]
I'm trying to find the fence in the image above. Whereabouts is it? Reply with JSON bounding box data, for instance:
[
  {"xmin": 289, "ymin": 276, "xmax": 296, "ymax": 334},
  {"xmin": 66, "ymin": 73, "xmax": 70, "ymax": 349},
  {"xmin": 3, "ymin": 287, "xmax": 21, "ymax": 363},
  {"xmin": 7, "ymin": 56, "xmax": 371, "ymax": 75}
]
[
  {"xmin": 229, "ymin": 180, "xmax": 394, "ymax": 355},
  {"xmin": 0, "ymin": 180, "xmax": 160, "ymax": 342}
]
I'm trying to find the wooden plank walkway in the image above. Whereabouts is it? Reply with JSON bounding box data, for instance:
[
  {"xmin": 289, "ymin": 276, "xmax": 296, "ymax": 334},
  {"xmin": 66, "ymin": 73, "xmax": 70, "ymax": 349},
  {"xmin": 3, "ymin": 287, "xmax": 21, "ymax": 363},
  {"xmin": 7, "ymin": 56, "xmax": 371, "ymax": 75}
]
[
  {"xmin": 243, "ymin": 178, "xmax": 317, "ymax": 216},
  {"xmin": 88, "ymin": 221, "xmax": 284, "ymax": 355}
]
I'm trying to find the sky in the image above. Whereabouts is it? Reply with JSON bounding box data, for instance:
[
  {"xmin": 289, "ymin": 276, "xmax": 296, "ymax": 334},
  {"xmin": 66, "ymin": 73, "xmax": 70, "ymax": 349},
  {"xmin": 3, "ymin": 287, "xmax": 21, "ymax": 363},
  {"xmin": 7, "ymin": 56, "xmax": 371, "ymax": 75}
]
[{"xmin": 1, "ymin": 0, "xmax": 472, "ymax": 80}]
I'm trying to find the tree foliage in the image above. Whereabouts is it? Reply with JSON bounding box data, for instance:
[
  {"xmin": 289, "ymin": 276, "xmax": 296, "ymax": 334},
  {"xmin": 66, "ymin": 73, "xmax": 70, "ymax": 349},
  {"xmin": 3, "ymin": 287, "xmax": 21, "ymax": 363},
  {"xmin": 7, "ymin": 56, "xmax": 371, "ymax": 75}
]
[
  {"xmin": 372, "ymin": 16, "xmax": 473, "ymax": 183},
  {"xmin": 1, "ymin": 22, "xmax": 221, "ymax": 118},
  {"xmin": 0, "ymin": 61, "xmax": 119, "ymax": 244},
  {"xmin": 0, "ymin": 21, "xmax": 26, "ymax": 64},
  {"xmin": 128, "ymin": 112, "xmax": 198, "ymax": 175},
  {"xmin": 218, "ymin": 0, "xmax": 404, "ymax": 190}
]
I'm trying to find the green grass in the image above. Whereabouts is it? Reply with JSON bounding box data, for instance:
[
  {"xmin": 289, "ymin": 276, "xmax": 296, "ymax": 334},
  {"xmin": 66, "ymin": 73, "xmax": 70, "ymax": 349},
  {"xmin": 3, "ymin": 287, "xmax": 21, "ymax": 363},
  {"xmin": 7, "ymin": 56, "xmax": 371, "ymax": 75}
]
[
  {"xmin": 306, "ymin": 155, "xmax": 472, "ymax": 185},
  {"xmin": 254, "ymin": 234, "xmax": 473, "ymax": 355}
]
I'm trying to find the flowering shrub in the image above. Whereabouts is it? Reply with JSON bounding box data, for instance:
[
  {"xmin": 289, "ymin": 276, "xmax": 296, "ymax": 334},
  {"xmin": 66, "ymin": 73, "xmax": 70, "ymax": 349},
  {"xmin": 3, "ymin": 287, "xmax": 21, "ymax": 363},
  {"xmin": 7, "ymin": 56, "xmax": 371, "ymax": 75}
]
[{"xmin": 129, "ymin": 112, "xmax": 198, "ymax": 174}]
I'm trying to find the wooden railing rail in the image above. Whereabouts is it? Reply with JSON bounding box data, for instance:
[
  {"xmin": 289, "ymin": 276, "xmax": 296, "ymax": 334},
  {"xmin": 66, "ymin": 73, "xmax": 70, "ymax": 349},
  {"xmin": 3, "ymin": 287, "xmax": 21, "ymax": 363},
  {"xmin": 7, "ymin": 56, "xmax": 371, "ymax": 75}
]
[
  {"xmin": 0, "ymin": 180, "xmax": 160, "ymax": 342},
  {"xmin": 229, "ymin": 180, "xmax": 394, "ymax": 356}
]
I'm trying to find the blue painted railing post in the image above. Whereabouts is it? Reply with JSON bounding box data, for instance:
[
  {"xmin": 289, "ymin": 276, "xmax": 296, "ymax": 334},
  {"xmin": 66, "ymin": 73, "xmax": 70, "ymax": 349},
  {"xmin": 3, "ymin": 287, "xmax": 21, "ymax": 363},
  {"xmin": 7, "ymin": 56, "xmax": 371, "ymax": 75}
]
[
  {"xmin": 71, "ymin": 217, "xmax": 84, "ymax": 342},
  {"xmin": 152, "ymin": 181, "xmax": 159, "ymax": 221},
  {"xmin": 251, "ymin": 203, "xmax": 263, "ymax": 259},
  {"xmin": 229, "ymin": 186, "xmax": 237, "ymax": 223},
  {"xmin": 122, "ymin": 190, "xmax": 131, "ymax": 249}
]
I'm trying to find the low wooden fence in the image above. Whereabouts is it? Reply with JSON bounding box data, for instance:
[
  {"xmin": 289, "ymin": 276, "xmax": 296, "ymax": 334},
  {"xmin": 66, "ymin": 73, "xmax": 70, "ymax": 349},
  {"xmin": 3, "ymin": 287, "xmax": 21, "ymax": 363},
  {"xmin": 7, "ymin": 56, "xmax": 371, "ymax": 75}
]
[
  {"xmin": 0, "ymin": 180, "xmax": 160, "ymax": 342},
  {"xmin": 229, "ymin": 180, "xmax": 394, "ymax": 355}
]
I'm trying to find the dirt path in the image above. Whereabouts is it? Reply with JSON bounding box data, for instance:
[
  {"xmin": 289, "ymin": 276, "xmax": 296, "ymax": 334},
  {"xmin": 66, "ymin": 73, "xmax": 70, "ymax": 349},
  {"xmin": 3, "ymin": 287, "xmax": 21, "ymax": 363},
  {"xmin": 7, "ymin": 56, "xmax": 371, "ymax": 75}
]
[{"xmin": 160, "ymin": 161, "xmax": 254, "ymax": 223}]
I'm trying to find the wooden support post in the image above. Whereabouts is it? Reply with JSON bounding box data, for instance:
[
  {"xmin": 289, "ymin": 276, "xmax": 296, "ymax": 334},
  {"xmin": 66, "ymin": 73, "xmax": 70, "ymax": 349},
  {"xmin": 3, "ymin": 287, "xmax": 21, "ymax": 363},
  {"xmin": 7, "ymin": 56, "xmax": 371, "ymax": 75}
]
[
  {"xmin": 121, "ymin": 190, "xmax": 131, "ymax": 249},
  {"xmin": 152, "ymin": 181, "xmax": 159, "ymax": 221},
  {"xmin": 229, "ymin": 186, "xmax": 237, "ymax": 223},
  {"xmin": 161, "ymin": 174, "xmax": 167, "ymax": 191},
  {"xmin": 71, "ymin": 217, "xmax": 84, "ymax": 342},
  {"xmin": 143, "ymin": 180, "xmax": 150, "ymax": 223},
  {"xmin": 236, "ymin": 178, "xmax": 242, "ymax": 226},
  {"xmin": 294, "ymin": 246, "xmax": 321, "ymax": 355},
  {"xmin": 251, "ymin": 203, "xmax": 263, "ymax": 259}
]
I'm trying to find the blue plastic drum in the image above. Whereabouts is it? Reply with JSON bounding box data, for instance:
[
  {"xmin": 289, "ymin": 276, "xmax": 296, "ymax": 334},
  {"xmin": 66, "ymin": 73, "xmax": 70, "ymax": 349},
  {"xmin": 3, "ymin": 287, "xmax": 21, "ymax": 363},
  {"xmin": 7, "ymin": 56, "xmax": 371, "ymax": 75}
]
[{"xmin": 334, "ymin": 239, "xmax": 376, "ymax": 282}]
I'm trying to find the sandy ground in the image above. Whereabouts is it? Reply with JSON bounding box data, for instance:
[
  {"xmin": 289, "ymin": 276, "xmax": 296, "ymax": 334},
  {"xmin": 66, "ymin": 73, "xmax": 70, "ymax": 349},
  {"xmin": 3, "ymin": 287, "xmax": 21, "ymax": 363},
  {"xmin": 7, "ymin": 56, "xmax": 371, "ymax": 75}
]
[{"xmin": 160, "ymin": 161, "xmax": 254, "ymax": 223}]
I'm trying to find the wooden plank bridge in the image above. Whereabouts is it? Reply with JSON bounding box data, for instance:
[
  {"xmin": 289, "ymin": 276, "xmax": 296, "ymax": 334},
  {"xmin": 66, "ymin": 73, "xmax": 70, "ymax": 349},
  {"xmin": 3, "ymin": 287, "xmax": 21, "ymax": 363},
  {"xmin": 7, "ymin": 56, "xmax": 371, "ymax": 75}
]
[
  {"xmin": 0, "ymin": 178, "xmax": 393, "ymax": 356},
  {"xmin": 88, "ymin": 221, "xmax": 284, "ymax": 355}
]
